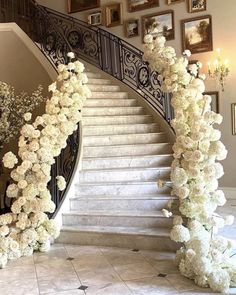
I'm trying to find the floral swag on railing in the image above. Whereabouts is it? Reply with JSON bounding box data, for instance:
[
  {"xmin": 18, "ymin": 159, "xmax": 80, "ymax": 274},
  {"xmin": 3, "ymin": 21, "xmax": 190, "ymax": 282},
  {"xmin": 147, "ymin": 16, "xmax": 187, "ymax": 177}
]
[
  {"xmin": 0, "ymin": 53, "xmax": 91, "ymax": 268},
  {"xmin": 144, "ymin": 31, "xmax": 236, "ymax": 293}
]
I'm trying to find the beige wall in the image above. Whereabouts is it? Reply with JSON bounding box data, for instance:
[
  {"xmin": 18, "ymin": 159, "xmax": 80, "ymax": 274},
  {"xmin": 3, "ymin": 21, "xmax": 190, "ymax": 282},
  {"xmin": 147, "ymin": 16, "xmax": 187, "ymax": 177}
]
[{"xmin": 37, "ymin": 0, "xmax": 236, "ymax": 187}]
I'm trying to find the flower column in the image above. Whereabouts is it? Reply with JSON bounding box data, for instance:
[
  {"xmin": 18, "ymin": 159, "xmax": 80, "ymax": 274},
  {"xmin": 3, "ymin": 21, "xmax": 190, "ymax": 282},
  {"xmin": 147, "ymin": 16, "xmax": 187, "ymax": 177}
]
[
  {"xmin": 143, "ymin": 31, "xmax": 236, "ymax": 293},
  {"xmin": 0, "ymin": 53, "xmax": 91, "ymax": 268}
]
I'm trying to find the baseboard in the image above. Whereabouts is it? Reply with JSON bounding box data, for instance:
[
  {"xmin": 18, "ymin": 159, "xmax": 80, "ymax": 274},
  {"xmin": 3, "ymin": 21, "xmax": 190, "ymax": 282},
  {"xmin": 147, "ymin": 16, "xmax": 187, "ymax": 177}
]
[{"xmin": 220, "ymin": 187, "xmax": 236, "ymax": 199}]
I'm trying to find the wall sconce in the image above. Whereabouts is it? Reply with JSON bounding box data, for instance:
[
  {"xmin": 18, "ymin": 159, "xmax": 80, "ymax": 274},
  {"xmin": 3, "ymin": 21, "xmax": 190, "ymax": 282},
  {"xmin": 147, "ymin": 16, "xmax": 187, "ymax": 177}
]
[{"xmin": 207, "ymin": 48, "xmax": 230, "ymax": 92}]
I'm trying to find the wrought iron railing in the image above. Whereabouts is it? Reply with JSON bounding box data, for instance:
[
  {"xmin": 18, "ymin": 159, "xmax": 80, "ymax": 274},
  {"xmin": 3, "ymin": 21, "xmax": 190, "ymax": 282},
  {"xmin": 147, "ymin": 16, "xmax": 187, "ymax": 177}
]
[{"xmin": 0, "ymin": 0, "xmax": 173, "ymax": 216}]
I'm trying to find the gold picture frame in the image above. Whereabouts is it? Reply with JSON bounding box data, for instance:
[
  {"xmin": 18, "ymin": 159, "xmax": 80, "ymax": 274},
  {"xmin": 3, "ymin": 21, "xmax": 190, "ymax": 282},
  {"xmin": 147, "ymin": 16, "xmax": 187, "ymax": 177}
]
[
  {"xmin": 67, "ymin": 0, "xmax": 100, "ymax": 13},
  {"xmin": 142, "ymin": 10, "xmax": 175, "ymax": 43},
  {"xmin": 232, "ymin": 103, "xmax": 236, "ymax": 135},
  {"xmin": 88, "ymin": 10, "xmax": 102, "ymax": 25},
  {"xmin": 188, "ymin": 0, "xmax": 207, "ymax": 13},
  {"xmin": 127, "ymin": 0, "xmax": 159, "ymax": 12},
  {"xmin": 181, "ymin": 15, "xmax": 213, "ymax": 54},
  {"xmin": 105, "ymin": 3, "xmax": 123, "ymax": 27},
  {"xmin": 167, "ymin": 0, "xmax": 185, "ymax": 4},
  {"xmin": 124, "ymin": 19, "xmax": 139, "ymax": 38}
]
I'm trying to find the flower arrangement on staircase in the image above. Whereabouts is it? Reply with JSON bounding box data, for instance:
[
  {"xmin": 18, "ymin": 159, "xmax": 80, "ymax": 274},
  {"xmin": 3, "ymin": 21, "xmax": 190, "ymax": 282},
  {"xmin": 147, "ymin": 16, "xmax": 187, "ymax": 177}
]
[
  {"xmin": 143, "ymin": 29, "xmax": 236, "ymax": 293},
  {"xmin": 0, "ymin": 52, "xmax": 91, "ymax": 268}
]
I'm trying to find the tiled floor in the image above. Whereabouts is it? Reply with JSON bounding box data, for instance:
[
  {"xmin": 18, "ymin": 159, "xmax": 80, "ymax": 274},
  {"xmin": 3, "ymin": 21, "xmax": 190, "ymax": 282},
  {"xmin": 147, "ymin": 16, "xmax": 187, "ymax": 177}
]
[{"xmin": 1, "ymin": 244, "xmax": 236, "ymax": 295}]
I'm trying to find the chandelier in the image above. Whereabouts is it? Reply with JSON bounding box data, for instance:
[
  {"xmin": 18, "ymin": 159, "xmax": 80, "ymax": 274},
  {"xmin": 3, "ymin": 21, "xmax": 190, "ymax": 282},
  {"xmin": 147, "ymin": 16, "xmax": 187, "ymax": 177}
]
[{"xmin": 207, "ymin": 49, "xmax": 230, "ymax": 92}]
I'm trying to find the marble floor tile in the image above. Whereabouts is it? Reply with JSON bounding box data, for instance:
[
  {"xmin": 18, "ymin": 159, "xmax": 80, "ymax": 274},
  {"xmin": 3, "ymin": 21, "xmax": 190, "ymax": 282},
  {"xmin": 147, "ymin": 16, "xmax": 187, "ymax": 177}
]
[
  {"xmin": 125, "ymin": 276, "xmax": 178, "ymax": 295},
  {"xmin": 0, "ymin": 264, "xmax": 36, "ymax": 283},
  {"xmin": 141, "ymin": 250, "xmax": 176, "ymax": 262},
  {"xmin": 38, "ymin": 273, "xmax": 81, "ymax": 294},
  {"xmin": 6, "ymin": 255, "xmax": 34, "ymax": 268},
  {"xmin": 151, "ymin": 259, "xmax": 179, "ymax": 274},
  {"xmin": 44, "ymin": 290, "xmax": 85, "ymax": 295},
  {"xmin": 35, "ymin": 258, "xmax": 76, "ymax": 278},
  {"xmin": 77, "ymin": 267, "xmax": 121, "ymax": 286},
  {"xmin": 166, "ymin": 274, "xmax": 197, "ymax": 292},
  {"xmin": 65, "ymin": 245, "xmax": 100, "ymax": 258},
  {"xmin": 114, "ymin": 261, "xmax": 157, "ymax": 281},
  {"xmin": 0, "ymin": 278, "xmax": 39, "ymax": 295},
  {"xmin": 33, "ymin": 247, "xmax": 68, "ymax": 263},
  {"xmin": 85, "ymin": 281, "xmax": 132, "ymax": 295},
  {"xmin": 72, "ymin": 253, "xmax": 111, "ymax": 272}
]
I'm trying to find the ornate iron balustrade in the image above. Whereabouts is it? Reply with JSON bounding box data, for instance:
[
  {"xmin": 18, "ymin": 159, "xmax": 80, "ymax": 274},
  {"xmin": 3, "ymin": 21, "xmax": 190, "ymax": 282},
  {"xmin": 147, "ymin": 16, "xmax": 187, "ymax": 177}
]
[{"xmin": 0, "ymin": 0, "xmax": 173, "ymax": 216}]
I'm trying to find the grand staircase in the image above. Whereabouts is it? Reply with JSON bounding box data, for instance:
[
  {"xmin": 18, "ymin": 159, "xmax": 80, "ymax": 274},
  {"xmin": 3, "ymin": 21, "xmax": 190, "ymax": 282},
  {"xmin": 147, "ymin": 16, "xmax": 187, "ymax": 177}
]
[{"xmin": 57, "ymin": 70, "xmax": 177, "ymax": 251}]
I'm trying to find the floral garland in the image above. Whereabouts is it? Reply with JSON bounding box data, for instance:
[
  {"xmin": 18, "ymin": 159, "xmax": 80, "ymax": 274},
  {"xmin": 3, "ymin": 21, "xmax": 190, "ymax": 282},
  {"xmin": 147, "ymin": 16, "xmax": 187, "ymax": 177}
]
[
  {"xmin": 0, "ymin": 52, "xmax": 91, "ymax": 268},
  {"xmin": 143, "ymin": 31, "xmax": 236, "ymax": 293}
]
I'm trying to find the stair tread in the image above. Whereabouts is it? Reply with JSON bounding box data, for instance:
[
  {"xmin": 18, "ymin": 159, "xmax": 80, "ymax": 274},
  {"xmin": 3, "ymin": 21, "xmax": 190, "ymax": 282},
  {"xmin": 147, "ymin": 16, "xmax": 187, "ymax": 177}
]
[
  {"xmin": 84, "ymin": 142, "xmax": 170, "ymax": 148},
  {"xmin": 81, "ymin": 166, "xmax": 171, "ymax": 173},
  {"xmin": 63, "ymin": 210, "xmax": 167, "ymax": 217},
  {"xmin": 78, "ymin": 180, "xmax": 170, "ymax": 186},
  {"xmin": 83, "ymin": 114, "xmax": 152, "ymax": 118},
  {"xmin": 83, "ymin": 132, "xmax": 165, "ymax": 138},
  {"xmin": 61, "ymin": 225, "xmax": 170, "ymax": 237},
  {"xmin": 84, "ymin": 123, "xmax": 159, "ymax": 128},
  {"xmin": 83, "ymin": 154, "xmax": 172, "ymax": 160},
  {"xmin": 71, "ymin": 194, "xmax": 175, "ymax": 200}
]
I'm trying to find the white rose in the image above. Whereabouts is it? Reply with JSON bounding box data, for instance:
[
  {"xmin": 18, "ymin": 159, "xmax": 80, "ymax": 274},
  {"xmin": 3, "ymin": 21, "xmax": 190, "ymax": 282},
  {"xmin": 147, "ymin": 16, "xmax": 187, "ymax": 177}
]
[{"xmin": 23, "ymin": 112, "xmax": 32, "ymax": 122}]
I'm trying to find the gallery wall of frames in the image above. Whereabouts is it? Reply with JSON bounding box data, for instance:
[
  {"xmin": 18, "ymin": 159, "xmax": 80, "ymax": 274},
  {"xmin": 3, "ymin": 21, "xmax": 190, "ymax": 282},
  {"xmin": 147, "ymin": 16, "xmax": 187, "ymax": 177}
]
[{"xmin": 37, "ymin": 0, "xmax": 236, "ymax": 187}]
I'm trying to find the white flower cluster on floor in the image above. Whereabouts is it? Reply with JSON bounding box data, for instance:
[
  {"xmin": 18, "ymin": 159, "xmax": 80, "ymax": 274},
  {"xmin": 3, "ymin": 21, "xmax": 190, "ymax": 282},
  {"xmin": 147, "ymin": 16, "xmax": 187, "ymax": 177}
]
[
  {"xmin": 0, "ymin": 53, "xmax": 91, "ymax": 268},
  {"xmin": 144, "ymin": 32, "xmax": 236, "ymax": 293}
]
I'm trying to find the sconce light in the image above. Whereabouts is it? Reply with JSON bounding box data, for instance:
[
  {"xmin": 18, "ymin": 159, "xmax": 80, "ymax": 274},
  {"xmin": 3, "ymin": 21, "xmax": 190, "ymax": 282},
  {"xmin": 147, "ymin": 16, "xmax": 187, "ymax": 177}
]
[{"xmin": 207, "ymin": 48, "xmax": 230, "ymax": 92}]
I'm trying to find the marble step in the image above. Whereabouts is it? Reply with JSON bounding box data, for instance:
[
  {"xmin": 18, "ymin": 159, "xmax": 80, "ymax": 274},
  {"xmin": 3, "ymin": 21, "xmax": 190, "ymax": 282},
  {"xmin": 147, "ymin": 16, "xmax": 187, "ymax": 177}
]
[
  {"xmin": 70, "ymin": 195, "xmax": 175, "ymax": 211},
  {"xmin": 79, "ymin": 167, "xmax": 171, "ymax": 183},
  {"xmin": 83, "ymin": 132, "xmax": 166, "ymax": 146},
  {"xmin": 57, "ymin": 225, "xmax": 178, "ymax": 251},
  {"xmin": 62, "ymin": 210, "xmax": 173, "ymax": 228},
  {"xmin": 83, "ymin": 123, "xmax": 160, "ymax": 136},
  {"xmin": 83, "ymin": 143, "xmax": 172, "ymax": 157},
  {"xmin": 82, "ymin": 106, "xmax": 145, "ymax": 116},
  {"xmin": 84, "ymin": 98, "xmax": 137, "ymax": 107},
  {"xmin": 87, "ymin": 78, "xmax": 111, "ymax": 85},
  {"xmin": 90, "ymin": 91, "xmax": 128, "ymax": 99},
  {"xmin": 85, "ymin": 72, "xmax": 102, "ymax": 78},
  {"xmin": 87, "ymin": 84, "xmax": 120, "ymax": 92},
  {"xmin": 83, "ymin": 115, "xmax": 154, "ymax": 126},
  {"xmin": 76, "ymin": 181, "xmax": 171, "ymax": 196},
  {"xmin": 82, "ymin": 154, "xmax": 173, "ymax": 170}
]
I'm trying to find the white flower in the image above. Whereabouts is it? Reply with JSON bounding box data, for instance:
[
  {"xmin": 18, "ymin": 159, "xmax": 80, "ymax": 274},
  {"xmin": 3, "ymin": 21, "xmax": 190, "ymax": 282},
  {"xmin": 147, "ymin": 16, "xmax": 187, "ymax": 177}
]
[
  {"xmin": 2, "ymin": 152, "xmax": 18, "ymax": 169},
  {"xmin": 170, "ymin": 225, "xmax": 190, "ymax": 243},
  {"xmin": 48, "ymin": 82, "xmax": 57, "ymax": 92},
  {"xmin": 183, "ymin": 50, "xmax": 191, "ymax": 57},
  {"xmin": 208, "ymin": 269, "xmax": 230, "ymax": 293},
  {"xmin": 23, "ymin": 112, "xmax": 32, "ymax": 121},
  {"xmin": 67, "ymin": 52, "xmax": 75, "ymax": 59},
  {"xmin": 143, "ymin": 34, "xmax": 153, "ymax": 44},
  {"xmin": 56, "ymin": 176, "xmax": 66, "ymax": 191},
  {"xmin": 162, "ymin": 209, "xmax": 172, "ymax": 218},
  {"xmin": 192, "ymin": 256, "xmax": 212, "ymax": 276},
  {"xmin": 224, "ymin": 215, "xmax": 234, "ymax": 225},
  {"xmin": 173, "ymin": 216, "xmax": 183, "ymax": 225},
  {"xmin": 171, "ymin": 167, "xmax": 188, "ymax": 187}
]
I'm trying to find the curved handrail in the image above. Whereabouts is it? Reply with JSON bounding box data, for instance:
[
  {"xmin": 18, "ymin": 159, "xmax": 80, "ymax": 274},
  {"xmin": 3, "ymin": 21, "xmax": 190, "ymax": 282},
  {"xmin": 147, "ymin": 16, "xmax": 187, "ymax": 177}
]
[{"xmin": 0, "ymin": 0, "xmax": 173, "ymax": 215}]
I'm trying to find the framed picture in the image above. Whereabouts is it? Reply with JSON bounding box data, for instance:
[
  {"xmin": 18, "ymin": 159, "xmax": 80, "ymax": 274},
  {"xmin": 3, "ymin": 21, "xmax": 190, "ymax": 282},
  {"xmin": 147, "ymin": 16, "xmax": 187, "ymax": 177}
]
[
  {"xmin": 188, "ymin": 0, "xmax": 207, "ymax": 13},
  {"xmin": 142, "ymin": 10, "xmax": 174, "ymax": 43},
  {"xmin": 127, "ymin": 0, "xmax": 159, "ymax": 12},
  {"xmin": 167, "ymin": 0, "xmax": 185, "ymax": 4},
  {"xmin": 67, "ymin": 0, "xmax": 100, "ymax": 13},
  {"xmin": 181, "ymin": 15, "xmax": 213, "ymax": 54},
  {"xmin": 204, "ymin": 91, "xmax": 219, "ymax": 113},
  {"xmin": 232, "ymin": 103, "xmax": 236, "ymax": 135},
  {"xmin": 125, "ymin": 19, "xmax": 139, "ymax": 38},
  {"xmin": 88, "ymin": 11, "xmax": 102, "ymax": 25},
  {"xmin": 105, "ymin": 3, "xmax": 123, "ymax": 27}
]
